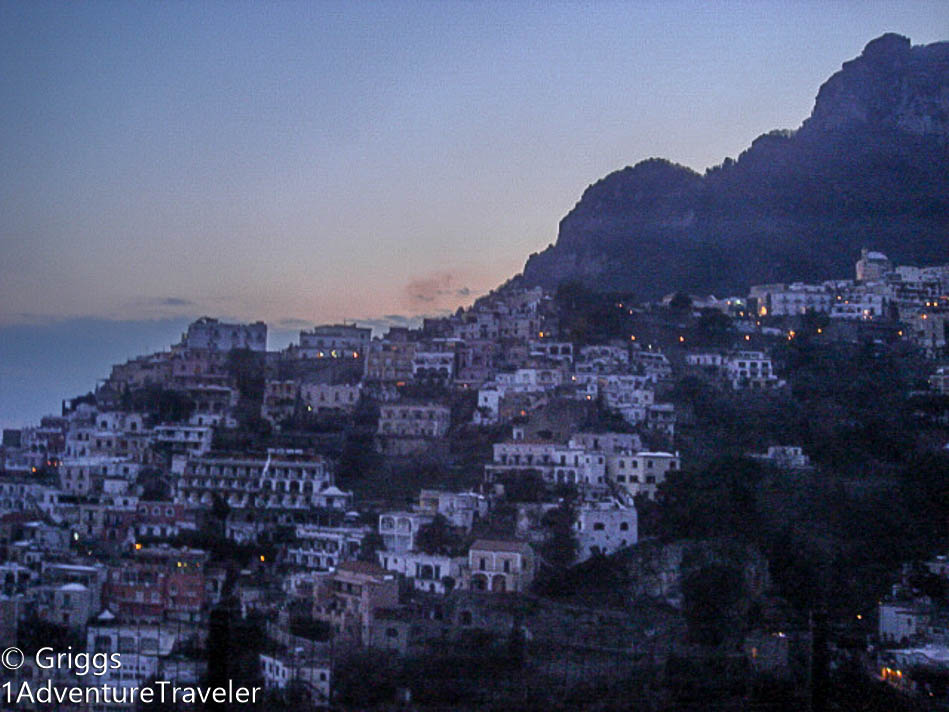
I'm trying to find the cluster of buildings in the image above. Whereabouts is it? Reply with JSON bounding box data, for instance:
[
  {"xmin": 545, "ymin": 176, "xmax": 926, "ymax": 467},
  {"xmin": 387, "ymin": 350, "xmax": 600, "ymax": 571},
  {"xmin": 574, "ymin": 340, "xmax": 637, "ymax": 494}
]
[
  {"xmin": 1, "ymin": 248, "xmax": 946, "ymax": 707},
  {"xmin": 873, "ymin": 556, "xmax": 949, "ymax": 699},
  {"xmin": 749, "ymin": 249, "xmax": 949, "ymax": 356}
]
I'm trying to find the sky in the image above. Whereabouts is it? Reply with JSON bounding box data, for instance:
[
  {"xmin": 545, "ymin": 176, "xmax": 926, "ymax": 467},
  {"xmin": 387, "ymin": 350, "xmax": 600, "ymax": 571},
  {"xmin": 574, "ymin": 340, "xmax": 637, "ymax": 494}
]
[{"xmin": 1, "ymin": 1, "xmax": 947, "ymax": 427}]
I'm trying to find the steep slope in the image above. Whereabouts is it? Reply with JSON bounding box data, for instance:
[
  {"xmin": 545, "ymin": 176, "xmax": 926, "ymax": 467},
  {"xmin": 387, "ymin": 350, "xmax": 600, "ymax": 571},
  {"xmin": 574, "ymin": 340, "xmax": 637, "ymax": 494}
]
[{"xmin": 519, "ymin": 34, "xmax": 949, "ymax": 299}]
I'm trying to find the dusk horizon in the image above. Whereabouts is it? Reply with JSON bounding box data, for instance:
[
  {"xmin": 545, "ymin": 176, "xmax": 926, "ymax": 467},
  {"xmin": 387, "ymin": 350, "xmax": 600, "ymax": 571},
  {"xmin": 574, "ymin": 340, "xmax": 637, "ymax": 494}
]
[{"xmin": 1, "ymin": 5, "xmax": 948, "ymax": 710}]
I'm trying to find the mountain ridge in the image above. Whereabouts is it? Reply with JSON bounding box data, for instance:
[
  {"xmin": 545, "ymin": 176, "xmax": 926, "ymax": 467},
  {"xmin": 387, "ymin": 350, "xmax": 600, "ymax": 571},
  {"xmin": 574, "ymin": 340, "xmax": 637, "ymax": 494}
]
[{"xmin": 516, "ymin": 34, "xmax": 949, "ymax": 299}]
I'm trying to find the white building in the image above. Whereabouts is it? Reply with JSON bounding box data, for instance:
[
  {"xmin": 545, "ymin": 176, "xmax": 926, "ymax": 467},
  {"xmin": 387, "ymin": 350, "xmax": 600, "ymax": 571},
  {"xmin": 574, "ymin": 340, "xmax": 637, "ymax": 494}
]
[
  {"xmin": 178, "ymin": 451, "xmax": 333, "ymax": 510},
  {"xmin": 749, "ymin": 446, "xmax": 812, "ymax": 470},
  {"xmin": 606, "ymin": 451, "xmax": 680, "ymax": 500},
  {"xmin": 182, "ymin": 317, "xmax": 267, "ymax": 352},
  {"xmin": 300, "ymin": 383, "xmax": 362, "ymax": 414},
  {"xmin": 856, "ymin": 248, "xmax": 892, "ymax": 282},
  {"xmin": 416, "ymin": 489, "xmax": 488, "ymax": 530},
  {"xmin": 724, "ymin": 351, "xmax": 780, "ymax": 390},
  {"xmin": 377, "ymin": 403, "xmax": 451, "ymax": 439},
  {"xmin": 577, "ymin": 345, "xmax": 629, "ymax": 373},
  {"xmin": 474, "ymin": 385, "xmax": 501, "ymax": 424},
  {"xmin": 485, "ymin": 441, "xmax": 607, "ymax": 489},
  {"xmin": 412, "ymin": 346, "xmax": 457, "ymax": 383},
  {"xmin": 298, "ymin": 324, "xmax": 371, "ymax": 359},
  {"xmin": 286, "ymin": 524, "xmax": 369, "ymax": 571},
  {"xmin": 377, "ymin": 550, "xmax": 465, "ymax": 594},
  {"xmin": 495, "ymin": 368, "xmax": 565, "ymax": 393},
  {"xmin": 829, "ymin": 292, "xmax": 887, "ymax": 320},
  {"xmin": 529, "ymin": 340, "xmax": 574, "ymax": 364},
  {"xmin": 259, "ymin": 652, "xmax": 330, "ymax": 705},
  {"xmin": 879, "ymin": 600, "xmax": 929, "ymax": 644},
  {"xmin": 574, "ymin": 501, "xmax": 638, "ymax": 562},
  {"xmin": 378, "ymin": 511, "xmax": 434, "ymax": 553},
  {"xmin": 152, "ymin": 424, "xmax": 213, "ymax": 455},
  {"xmin": 568, "ymin": 432, "xmax": 642, "ymax": 455}
]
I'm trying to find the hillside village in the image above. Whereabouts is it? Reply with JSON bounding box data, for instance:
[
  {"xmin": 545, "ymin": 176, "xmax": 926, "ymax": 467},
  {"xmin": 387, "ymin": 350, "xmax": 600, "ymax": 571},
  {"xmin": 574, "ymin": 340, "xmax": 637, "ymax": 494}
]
[{"xmin": 2, "ymin": 249, "xmax": 949, "ymax": 710}]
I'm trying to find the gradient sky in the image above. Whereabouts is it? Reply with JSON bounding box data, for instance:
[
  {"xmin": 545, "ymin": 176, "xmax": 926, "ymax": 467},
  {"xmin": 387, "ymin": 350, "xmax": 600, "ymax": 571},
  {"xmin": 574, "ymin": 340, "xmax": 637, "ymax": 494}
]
[{"xmin": 0, "ymin": 1, "xmax": 947, "ymax": 426}]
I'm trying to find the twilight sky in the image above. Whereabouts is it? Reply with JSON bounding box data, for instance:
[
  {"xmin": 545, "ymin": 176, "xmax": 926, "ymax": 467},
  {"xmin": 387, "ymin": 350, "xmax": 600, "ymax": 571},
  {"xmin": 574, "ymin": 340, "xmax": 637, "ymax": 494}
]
[{"xmin": 0, "ymin": 1, "xmax": 946, "ymax": 426}]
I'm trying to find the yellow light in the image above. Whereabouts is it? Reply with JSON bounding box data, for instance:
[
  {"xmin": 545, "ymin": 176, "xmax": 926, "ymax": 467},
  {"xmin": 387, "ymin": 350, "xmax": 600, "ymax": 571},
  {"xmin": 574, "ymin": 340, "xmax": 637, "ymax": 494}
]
[
  {"xmin": 744, "ymin": 335, "xmax": 750, "ymax": 341},
  {"xmin": 898, "ymin": 330, "xmax": 903, "ymax": 336},
  {"xmin": 759, "ymin": 306, "xmax": 768, "ymax": 316},
  {"xmin": 630, "ymin": 335, "xmax": 636, "ymax": 341},
  {"xmin": 856, "ymin": 614, "xmax": 862, "ymax": 620},
  {"xmin": 259, "ymin": 555, "xmax": 266, "ymax": 562},
  {"xmin": 135, "ymin": 543, "xmax": 142, "ymax": 551},
  {"xmin": 817, "ymin": 328, "xmax": 822, "ymax": 334},
  {"xmin": 678, "ymin": 336, "xmax": 684, "ymax": 343}
]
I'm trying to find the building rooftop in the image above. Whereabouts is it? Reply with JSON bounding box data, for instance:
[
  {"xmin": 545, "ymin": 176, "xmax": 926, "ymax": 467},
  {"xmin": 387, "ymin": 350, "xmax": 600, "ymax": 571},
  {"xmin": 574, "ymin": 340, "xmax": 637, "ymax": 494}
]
[{"xmin": 470, "ymin": 539, "xmax": 532, "ymax": 554}]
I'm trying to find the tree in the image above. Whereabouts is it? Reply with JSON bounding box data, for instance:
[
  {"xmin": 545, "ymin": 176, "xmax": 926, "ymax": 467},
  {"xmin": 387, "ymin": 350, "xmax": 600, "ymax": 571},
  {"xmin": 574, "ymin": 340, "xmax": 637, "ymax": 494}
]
[
  {"xmin": 498, "ymin": 470, "xmax": 546, "ymax": 503},
  {"xmin": 696, "ymin": 308, "xmax": 735, "ymax": 347},
  {"xmin": 669, "ymin": 291, "xmax": 693, "ymax": 311},
  {"xmin": 681, "ymin": 564, "xmax": 747, "ymax": 646},
  {"xmin": 415, "ymin": 515, "xmax": 464, "ymax": 556},
  {"xmin": 540, "ymin": 497, "xmax": 578, "ymax": 570},
  {"xmin": 358, "ymin": 530, "xmax": 385, "ymax": 563}
]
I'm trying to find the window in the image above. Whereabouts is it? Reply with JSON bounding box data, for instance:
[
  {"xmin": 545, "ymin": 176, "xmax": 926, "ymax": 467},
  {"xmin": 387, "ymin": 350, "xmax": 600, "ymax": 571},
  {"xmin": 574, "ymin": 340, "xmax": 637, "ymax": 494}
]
[
  {"xmin": 619, "ymin": 522, "xmax": 629, "ymax": 531},
  {"xmin": 479, "ymin": 558, "xmax": 486, "ymax": 571},
  {"xmin": 593, "ymin": 522, "xmax": 605, "ymax": 531}
]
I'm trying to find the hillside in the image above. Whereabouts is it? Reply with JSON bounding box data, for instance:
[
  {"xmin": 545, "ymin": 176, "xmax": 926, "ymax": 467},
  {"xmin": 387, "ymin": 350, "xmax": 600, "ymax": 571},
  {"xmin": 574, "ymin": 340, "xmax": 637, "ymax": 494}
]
[{"xmin": 519, "ymin": 34, "xmax": 949, "ymax": 299}]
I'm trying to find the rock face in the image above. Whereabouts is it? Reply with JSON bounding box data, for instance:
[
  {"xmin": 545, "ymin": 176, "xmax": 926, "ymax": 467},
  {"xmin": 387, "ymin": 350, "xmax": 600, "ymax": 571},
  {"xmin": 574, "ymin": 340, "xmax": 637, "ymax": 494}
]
[{"xmin": 519, "ymin": 35, "xmax": 949, "ymax": 299}]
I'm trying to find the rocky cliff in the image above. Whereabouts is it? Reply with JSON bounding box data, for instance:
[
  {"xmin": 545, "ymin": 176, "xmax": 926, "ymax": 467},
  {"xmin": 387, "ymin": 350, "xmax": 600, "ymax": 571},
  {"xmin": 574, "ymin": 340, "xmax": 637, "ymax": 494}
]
[{"xmin": 519, "ymin": 34, "xmax": 949, "ymax": 299}]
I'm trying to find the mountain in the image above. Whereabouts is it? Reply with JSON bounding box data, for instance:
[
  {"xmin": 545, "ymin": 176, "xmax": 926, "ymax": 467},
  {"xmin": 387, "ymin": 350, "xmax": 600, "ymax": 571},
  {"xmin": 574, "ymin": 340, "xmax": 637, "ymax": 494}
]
[{"xmin": 518, "ymin": 34, "xmax": 949, "ymax": 299}]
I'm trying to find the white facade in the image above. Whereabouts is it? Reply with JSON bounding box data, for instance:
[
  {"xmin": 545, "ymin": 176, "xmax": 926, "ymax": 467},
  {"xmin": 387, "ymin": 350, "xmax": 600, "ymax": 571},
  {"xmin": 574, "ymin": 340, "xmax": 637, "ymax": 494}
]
[
  {"xmin": 377, "ymin": 550, "xmax": 464, "ymax": 594},
  {"xmin": 529, "ymin": 340, "xmax": 574, "ymax": 364},
  {"xmin": 259, "ymin": 652, "xmax": 330, "ymax": 704},
  {"xmin": 298, "ymin": 324, "xmax": 371, "ymax": 359},
  {"xmin": 495, "ymin": 368, "xmax": 565, "ymax": 393},
  {"xmin": 724, "ymin": 351, "xmax": 780, "ymax": 390},
  {"xmin": 606, "ymin": 451, "xmax": 680, "ymax": 500},
  {"xmin": 416, "ymin": 489, "xmax": 488, "ymax": 530},
  {"xmin": 378, "ymin": 511, "xmax": 434, "ymax": 553},
  {"xmin": 301, "ymin": 383, "xmax": 362, "ymax": 413},
  {"xmin": 475, "ymin": 386, "xmax": 501, "ymax": 424},
  {"xmin": 152, "ymin": 424, "xmax": 213, "ymax": 455},
  {"xmin": 879, "ymin": 601, "xmax": 929, "ymax": 644},
  {"xmin": 574, "ymin": 502, "xmax": 638, "ymax": 562},
  {"xmin": 183, "ymin": 317, "xmax": 267, "ymax": 351},
  {"xmin": 287, "ymin": 524, "xmax": 369, "ymax": 571},
  {"xmin": 377, "ymin": 403, "xmax": 451, "ymax": 438},
  {"xmin": 178, "ymin": 452, "xmax": 333, "ymax": 510},
  {"xmin": 486, "ymin": 441, "xmax": 607, "ymax": 488}
]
